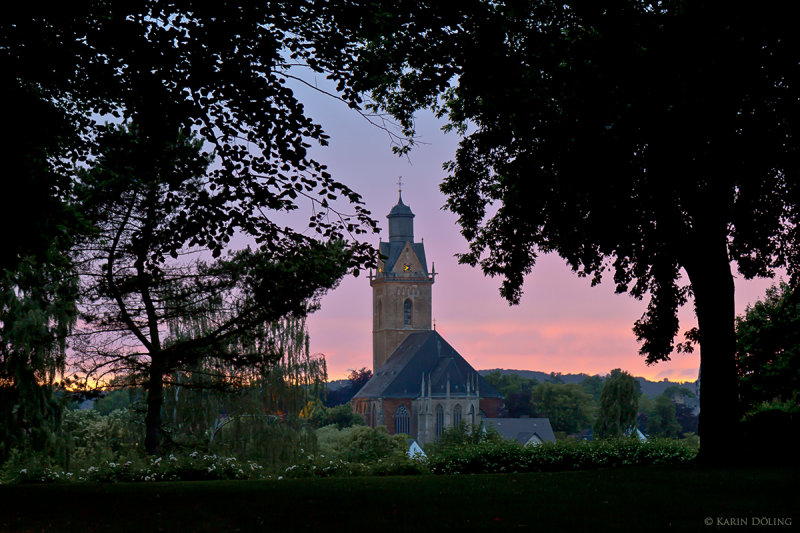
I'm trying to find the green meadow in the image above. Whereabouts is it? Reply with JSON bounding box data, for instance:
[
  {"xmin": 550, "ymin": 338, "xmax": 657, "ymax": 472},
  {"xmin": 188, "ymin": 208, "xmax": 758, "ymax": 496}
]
[{"xmin": 2, "ymin": 465, "xmax": 795, "ymax": 532}]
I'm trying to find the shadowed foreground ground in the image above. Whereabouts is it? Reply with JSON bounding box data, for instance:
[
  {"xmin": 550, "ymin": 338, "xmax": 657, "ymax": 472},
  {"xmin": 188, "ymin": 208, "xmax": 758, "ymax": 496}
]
[{"xmin": 1, "ymin": 465, "xmax": 795, "ymax": 532}]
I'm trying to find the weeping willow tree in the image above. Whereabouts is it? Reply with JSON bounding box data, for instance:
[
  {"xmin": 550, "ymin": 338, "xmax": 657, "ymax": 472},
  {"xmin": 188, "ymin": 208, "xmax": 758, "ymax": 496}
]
[
  {"xmin": 0, "ymin": 252, "xmax": 78, "ymax": 464},
  {"xmin": 160, "ymin": 314, "xmax": 327, "ymax": 466}
]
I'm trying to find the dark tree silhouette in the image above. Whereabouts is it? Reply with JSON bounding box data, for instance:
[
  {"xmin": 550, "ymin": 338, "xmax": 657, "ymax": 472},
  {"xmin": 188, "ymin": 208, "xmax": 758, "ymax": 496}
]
[
  {"xmin": 331, "ymin": 0, "xmax": 800, "ymax": 463},
  {"xmin": 3, "ymin": 3, "xmax": 382, "ymax": 454},
  {"xmin": 735, "ymin": 282, "xmax": 800, "ymax": 413}
]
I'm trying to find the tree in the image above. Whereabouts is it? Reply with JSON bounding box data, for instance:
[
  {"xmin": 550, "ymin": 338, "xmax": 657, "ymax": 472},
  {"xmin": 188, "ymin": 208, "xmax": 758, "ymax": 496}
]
[
  {"xmin": 646, "ymin": 395, "xmax": 682, "ymax": 438},
  {"xmin": 483, "ymin": 371, "xmax": 538, "ymax": 417},
  {"xmin": 580, "ymin": 375, "xmax": 605, "ymax": 403},
  {"xmin": 0, "ymin": 244, "xmax": 78, "ymax": 462},
  {"xmin": 595, "ymin": 369, "xmax": 638, "ymax": 439},
  {"xmin": 531, "ymin": 383, "xmax": 594, "ymax": 434},
  {"xmin": 309, "ymin": 403, "xmax": 366, "ymax": 430},
  {"xmin": 735, "ymin": 282, "xmax": 800, "ymax": 413},
  {"xmin": 323, "ymin": 367, "xmax": 373, "ymax": 406},
  {"xmin": 335, "ymin": 0, "xmax": 800, "ymax": 463},
  {"xmin": 346, "ymin": 367, "xmax": 373, "ymax": 394},
  {"xmin": 3, "ymin": 4, "xmax": 381, "ymax": 454},
  {"xmin": 72, "ymin": 127, "xmax": 351, "ymax": 455}
]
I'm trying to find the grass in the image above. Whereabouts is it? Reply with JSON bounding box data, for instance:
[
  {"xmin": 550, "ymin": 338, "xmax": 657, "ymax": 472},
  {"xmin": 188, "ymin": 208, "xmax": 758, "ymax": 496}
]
[{"xmin": 1, "ymin": 465, "xmax": 796, "ymax": 532}]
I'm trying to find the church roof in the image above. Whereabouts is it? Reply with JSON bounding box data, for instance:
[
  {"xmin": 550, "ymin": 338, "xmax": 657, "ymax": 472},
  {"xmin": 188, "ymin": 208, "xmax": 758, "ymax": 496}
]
[{"xmin": 353, "ymin": 330, "xmax": 503, "ymax": 399}]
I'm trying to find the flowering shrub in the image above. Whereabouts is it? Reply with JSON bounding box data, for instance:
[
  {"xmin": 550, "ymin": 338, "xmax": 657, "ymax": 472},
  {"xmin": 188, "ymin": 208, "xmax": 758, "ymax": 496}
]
[
  {"xmin": 427, "ymin": 438, "xmax": 696, "ymax": 475},
  {"xmin": 1, "ymin": 451, "xmax": 268, "ymax": 484},
  {"xmin": 280, "ymin": 449, "xmax": 428, "ymax": 479}
]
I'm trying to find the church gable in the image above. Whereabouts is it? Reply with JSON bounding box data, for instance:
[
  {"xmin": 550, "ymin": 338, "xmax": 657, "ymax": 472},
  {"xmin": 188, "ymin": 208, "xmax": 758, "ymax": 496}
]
[{"xmin": 390, "ymin": 241, "xmax": 425, "ymax": 277}]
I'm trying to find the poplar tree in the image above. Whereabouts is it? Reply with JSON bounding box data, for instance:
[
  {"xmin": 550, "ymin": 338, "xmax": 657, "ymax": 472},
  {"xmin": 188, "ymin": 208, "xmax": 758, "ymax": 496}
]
[{"xmin": 595, "ymin": 369, "xmax": 638, "ymax": 439}]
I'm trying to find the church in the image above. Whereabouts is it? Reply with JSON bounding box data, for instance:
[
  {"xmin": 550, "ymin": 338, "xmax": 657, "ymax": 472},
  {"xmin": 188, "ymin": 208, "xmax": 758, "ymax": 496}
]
[{"xmin": 351, "ymin": 193, "xmax": 503, "ymax": 444}]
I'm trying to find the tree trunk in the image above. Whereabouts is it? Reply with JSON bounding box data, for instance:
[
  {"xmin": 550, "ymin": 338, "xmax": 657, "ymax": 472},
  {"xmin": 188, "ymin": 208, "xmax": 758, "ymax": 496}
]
[
  {"xmin": 683, "ymin": 236, "xmax": 738, "ymax": 465},
  {"xmin": 144, "ymin": 356, "xmax": 165, "ymax": 456}
]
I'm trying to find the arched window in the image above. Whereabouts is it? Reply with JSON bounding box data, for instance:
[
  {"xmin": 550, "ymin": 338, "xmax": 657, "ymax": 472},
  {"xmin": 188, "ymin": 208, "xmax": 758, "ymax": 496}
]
[
  {"xmin": 468, "ymin": 404, "xmax": 475, "ymax": 425},
  {"xmin": 403, "ymin": 298, "xmax": 412, "ymax": 326},
  {"xmin": 394, "ymin": 405, "xmax": 410, "ymax": 435},
  {"xmin": 435, "ymin": 404, "xmax": 444, "ymax": 438},
  {"xmin": 366, "ymin": 403, "xmax": 373, "ymax": 427},
  {"xmin": 453, "ymin": 404, "xmax": 462, "ymax": 428},
  {"xmin": 377, "ymin": 299, "xmax": 382, "ymax": 329}
]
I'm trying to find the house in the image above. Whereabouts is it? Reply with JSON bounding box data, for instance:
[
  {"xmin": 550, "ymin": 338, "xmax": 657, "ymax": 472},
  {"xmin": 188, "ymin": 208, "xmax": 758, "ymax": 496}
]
[{"xmin": 483, "ymin": 417, "xmax": 556, "ymax": 446}]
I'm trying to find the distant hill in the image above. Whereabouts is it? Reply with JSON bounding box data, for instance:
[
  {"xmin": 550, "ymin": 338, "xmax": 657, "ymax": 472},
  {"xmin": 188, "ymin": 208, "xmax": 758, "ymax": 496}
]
[
  {"xmin": 326, "ymin": 379, "xmax": 349, "ymax": 392},
  {"xmin": 479, "ymin": 368, "xmax": 698, "ymax": 399}
]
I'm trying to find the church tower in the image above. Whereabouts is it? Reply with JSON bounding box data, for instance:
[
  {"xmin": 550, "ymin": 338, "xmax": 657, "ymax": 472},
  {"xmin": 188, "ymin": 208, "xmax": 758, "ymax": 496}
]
[{"xmin": 369, "ymin": 192, "xmax": 435, "ymax": 372}]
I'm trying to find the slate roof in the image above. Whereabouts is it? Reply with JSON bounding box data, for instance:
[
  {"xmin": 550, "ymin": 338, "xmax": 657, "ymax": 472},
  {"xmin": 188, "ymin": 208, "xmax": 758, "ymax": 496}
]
[
  {"xmin": 353, "ymin": 330, "xmax": 503, "ymax": 400},
  {"xmin": 378, "ymin": 240, "xmax": 429, "ymax": 275},
  {"xmin": 483, "ymin": 418, "xmax": 557, "ymax": 444},
  {"xmin": 388, "ymin": 194, "xmax": 414, "ymax": 216}
]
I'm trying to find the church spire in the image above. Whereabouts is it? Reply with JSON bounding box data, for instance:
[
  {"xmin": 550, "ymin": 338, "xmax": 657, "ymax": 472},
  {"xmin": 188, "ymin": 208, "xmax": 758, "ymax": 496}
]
[{"xmin": 387, "ymin": 188, "xmax": 414, "ymax": 243}]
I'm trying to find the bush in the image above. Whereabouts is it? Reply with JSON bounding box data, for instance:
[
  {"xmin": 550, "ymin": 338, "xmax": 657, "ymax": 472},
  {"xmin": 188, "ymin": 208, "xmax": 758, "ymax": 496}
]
[
  {"xmin": 315, "ymin": 425, "xmax": 407, "ymax": 463},
  {"xmin": 62, "ymin": 408, "xmax": 142, "ymax": 467},
  {"xmin": 1, "ymin": 451, "xmax": 269, "ymax": 484},
  {"xmin": 427, "ymin": 438, "xmax": 696, "ymax": 475},
  {"xmin": 309, "ymin": 403, "xmax": 365, "ymax": 429}
]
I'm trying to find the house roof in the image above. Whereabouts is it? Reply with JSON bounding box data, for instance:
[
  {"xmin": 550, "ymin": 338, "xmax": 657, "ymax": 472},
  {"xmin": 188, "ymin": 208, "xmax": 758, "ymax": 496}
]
[
  {"xmin": 483, "ymin": 418, "xmax": 557, "ymax": 444},
  {"xmin": 353, "ymin": 330, "xmax": 503, "ymax": 400}
]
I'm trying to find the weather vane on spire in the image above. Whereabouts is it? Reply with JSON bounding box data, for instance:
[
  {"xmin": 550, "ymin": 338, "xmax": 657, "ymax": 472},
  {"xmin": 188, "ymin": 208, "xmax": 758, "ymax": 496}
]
[{"xmin": 397, "ymin": 175, "xmax": 404, "ymax": 196}]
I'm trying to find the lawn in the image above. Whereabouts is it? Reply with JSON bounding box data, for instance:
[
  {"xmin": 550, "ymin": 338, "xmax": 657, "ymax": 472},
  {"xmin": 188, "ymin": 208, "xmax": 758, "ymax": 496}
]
[{"xmin": 1, "ymin": 465, "xmax": 795, "ymax": 532}]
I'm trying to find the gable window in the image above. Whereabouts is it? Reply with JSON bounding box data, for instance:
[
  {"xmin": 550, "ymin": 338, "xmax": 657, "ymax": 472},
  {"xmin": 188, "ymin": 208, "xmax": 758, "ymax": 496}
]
[
  {"xmin": 435, "ymin": 404, "xmax": 444, "ymax": 438},
  {"xmin": 403, "ymin": 299, "xmax": 412, "ymax": 326},
  {"xmin": 468, "ymin": 404, "xmax": 475, "ymax": 425},
  {"xmin": 453, "ymin": 404, "xmax": 462, "ymax": 428},
  {"xmin": 394, "ymin": 405, "xmax": 410, "ymax": 435}
]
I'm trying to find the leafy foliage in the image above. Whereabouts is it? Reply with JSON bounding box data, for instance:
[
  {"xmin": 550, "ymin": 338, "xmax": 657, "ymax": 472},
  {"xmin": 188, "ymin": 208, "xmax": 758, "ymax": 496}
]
[
  {"xmin": 595, "ymin": 369, "xmax": 639, "ymax": 439},
  {"xmin": 736, "ymin": 282, "xmax": 800, "ymax": 413},
  {"xmin": 427, "ymin": 438, "xmax": 695, "ymax": 475},
  {"xmin": 645, "ymin": 396, "xmax": 682, "ymax": 439},
  {"xmin": 335, "ymin": 0, "xmax": 800, "ymax": 463},
  {"xmin": 531, "ymin": 383, "xmax": 595, "ymax": 434},
  {"xmin": 323, "ymin": 367, "xmax": 373, "ymax": 406},
  {"xmin": 3, "ymin": 2, "xmax": 383, "ymax": 457},
  {"xmin": 309, "ymin": 403, "xmax": 366, "ymax": 430}
]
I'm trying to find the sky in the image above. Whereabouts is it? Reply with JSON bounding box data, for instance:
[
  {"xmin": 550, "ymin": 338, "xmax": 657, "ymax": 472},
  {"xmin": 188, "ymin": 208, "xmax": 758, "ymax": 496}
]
[{"xmin": 287, "ymin": 79, "xmax": 781, "ymax": 384}]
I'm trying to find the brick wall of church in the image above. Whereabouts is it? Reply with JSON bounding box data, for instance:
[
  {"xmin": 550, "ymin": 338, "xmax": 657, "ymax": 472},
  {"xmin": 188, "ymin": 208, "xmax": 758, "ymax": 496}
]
[{"xmin": 381, "ymin": 398, "xmax": 413, "ymax": 435}]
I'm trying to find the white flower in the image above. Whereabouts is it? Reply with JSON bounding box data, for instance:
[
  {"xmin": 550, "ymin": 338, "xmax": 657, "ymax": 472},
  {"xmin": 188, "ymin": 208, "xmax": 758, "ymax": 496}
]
[
  {"xmin": 19, "ymin": 469, "xmax": 27, "ymax": 474},
  {"xmin": 152, "ymin": 457, "xmax": 162, "ymax": 465},
  {"xmin": 190, "ymin": 451, "xmax": 199, "ymax": 458},
  {"xmin": 168, "ymin": 454, "xmax": 177, "ymax": 462},
  {"xmin": 277, "ymin": 476, "xmax": 283, "ymax": 480}
]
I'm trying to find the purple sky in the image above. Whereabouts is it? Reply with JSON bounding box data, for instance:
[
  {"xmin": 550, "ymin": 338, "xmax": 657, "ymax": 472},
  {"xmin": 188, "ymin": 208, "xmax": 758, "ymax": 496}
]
[{"xmin": 289, "ymin": 80, "xmax": 780, "ymax": 383}]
